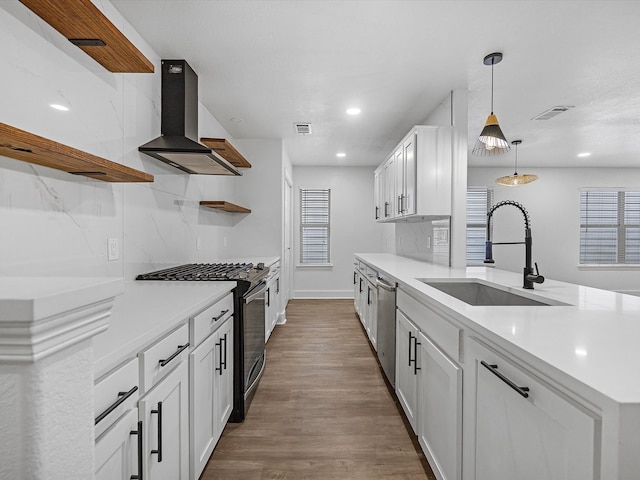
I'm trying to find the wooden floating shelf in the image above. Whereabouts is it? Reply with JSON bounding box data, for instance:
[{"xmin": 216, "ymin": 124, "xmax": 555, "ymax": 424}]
[
  {"xmin": 19, "ymin": 0, "xmax": 154, "ymax": 73},
  {"xmin": 0, "ymin": 122, "xmax": 154, "ymax": 183},
  {"xmin": 200, "ymin": 201, "xmax": 251, "ymax": 213},
  {"xmin": 200, "ymin": 138, "xmax": 252, "ymax": 169}
]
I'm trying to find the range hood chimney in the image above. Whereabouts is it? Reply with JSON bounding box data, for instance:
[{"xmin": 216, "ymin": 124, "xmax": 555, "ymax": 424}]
[{"xmin": 139, "ymin": 60, "xmax": 241, "ymax": 176}]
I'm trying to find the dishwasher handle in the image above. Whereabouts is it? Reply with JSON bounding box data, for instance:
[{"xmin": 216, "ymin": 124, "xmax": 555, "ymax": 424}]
[{"xmin": 376, "ymin": 278, "xmax": 396, "ymax": 292}]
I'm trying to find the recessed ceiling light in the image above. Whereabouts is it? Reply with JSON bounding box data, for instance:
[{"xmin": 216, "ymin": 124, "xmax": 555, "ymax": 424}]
[
  {"xmin": 50, "ymin": 104, "xmax": 69, "ymax": 111},
  {"xmin": 577, "ymin": 152, "xmax": 591, "ymax": 158},
  {"xmin": 336, "ymin": 152, "xmax": 346, "ymax": 158},
  {"xmin": 346, "ymin": 107, "xmax": 361, "ymax": 115}
]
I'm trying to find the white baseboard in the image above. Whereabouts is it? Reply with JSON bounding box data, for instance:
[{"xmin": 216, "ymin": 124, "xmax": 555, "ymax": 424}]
[{"xmin": 293, "ymin": 290, "xmax": 353, "ymax": 299}]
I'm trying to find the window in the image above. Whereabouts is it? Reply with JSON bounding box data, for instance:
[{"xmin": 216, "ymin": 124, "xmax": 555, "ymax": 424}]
[
  {"xmin": 580, "ymin": 190, "xmax": 640, "ymax": 264},
  {"xmin": 299, "ymin": 188, "xmax": 331, "ymax": 264},
  {"xmin": 466, "ymin": 187, "xmax": 493, "ymax": 264}
]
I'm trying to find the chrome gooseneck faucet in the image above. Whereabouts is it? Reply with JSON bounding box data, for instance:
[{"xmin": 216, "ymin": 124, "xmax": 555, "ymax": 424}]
[{"xmin": 484, "ymin": 200, "xmax": 545, "ymax": 289}]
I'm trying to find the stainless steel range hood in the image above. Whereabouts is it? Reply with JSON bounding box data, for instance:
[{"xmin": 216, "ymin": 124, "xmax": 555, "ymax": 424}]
[{"xmin": 139, "ymin": 60, "xmax": 241, "ymax": 176}]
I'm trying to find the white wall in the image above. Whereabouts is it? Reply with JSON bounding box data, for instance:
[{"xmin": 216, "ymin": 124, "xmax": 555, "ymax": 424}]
[
  {"xmin": 0, "ymin": 1, "xmax": 279, "ymax": 280},
  {"xmin": 292, "ymin": 166, "xmax": 389, "ymax": 298},
  {"xmin": 468, "ymin": 167, "xmax": 640, "ymax": 293}
]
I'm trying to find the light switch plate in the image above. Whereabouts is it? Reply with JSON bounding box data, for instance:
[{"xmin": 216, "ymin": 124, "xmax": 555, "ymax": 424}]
[{"xmin": 107, "ymin": 238, "xmax": 119, "ymax": 261}]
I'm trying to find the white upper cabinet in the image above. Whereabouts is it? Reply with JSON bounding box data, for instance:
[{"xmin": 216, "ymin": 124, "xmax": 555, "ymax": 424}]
[{"xmin": 374, "ymin": 125, "xmax": 452, "ymax": 222}]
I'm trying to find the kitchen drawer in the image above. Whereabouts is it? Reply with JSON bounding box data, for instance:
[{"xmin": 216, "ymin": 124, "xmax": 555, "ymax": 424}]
[
  {"xmin": 139, "ymin": 323, "xmax": 189, "ymax": 393},
  {"xmin": 94, "ymin": 357, "xmax": 139, "ymax": 438},
  {"xmin": 397, "ymin": 289, "xmax": 461, "ymax": 361},
  {"xmin": 191, "ymin": 292, "xmax": 234, "ymax": 347}
]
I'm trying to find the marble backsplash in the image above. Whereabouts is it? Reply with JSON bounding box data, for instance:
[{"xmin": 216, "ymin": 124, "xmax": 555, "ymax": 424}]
[
  {"xmin": 0, "ymin": 1, "xmax": 238, "ymax": 279},
  {"xmin": 395, "ymin": 218, "xmax": 451, "ymax": 266}
]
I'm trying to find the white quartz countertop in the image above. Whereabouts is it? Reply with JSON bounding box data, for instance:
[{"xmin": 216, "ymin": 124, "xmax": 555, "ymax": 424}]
[
  {"xmin": 355, "ymin": 253, "xmax": 640, "ymax": 404},
  {"xmin": 93, "ymin": 280, "xmax": 235, "ymax": 378},
  {"xmin": 0, "ymin": 277, "xmax": 123, "ymax": 322}
]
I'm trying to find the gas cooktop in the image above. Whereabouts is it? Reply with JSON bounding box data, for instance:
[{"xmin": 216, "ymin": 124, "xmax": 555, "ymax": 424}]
[{"xmin": 136, "ymin": 262, "xmax": 266, "ymax": 282}]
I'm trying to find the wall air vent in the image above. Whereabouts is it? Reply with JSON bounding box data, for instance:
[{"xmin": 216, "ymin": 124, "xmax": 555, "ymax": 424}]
[
  {"xmin": 532, "ymin": 106, "xmax": 574, "ymax": 121},
  {"xmin": 294, "ymin": 123, "xmax": 312, "ymax": 135}
]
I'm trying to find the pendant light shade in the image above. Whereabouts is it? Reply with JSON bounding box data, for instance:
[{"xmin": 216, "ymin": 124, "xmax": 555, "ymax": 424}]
[
  {"xmin": 472, "ymin": 52, "xmax": 510, "ymax": 156},
  {"xmin": 495, "ymin": 140, "xmax": 538, "ymax": 186}
]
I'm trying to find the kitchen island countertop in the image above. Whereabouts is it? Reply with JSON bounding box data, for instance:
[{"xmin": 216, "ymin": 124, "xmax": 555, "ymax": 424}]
[{"xmin": 356, "ymin": 253, "xmax": 640, "ymax": 404}]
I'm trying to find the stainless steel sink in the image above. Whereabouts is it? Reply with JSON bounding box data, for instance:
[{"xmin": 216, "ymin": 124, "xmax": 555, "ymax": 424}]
[{"xmin": 417, "ymin": 278, "xmax": 569, "ymax": 306}]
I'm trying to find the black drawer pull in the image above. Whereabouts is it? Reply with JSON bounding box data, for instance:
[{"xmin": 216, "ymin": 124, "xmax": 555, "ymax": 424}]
[
  {"xmin": 151, "ymin": 401, "xmax": 163, "ymax": 462},
  {"xmin": 95, "ymin": 386, "xmax": 138, "ymax": 425},
  {"xmin": 212, "ymin": 309, "xmax": 230, "ymax": 322},
  {"xmin": 159, "ymin": 343, "xmax": 190, "ymax": 367},
  {"xmin": 130, "ymin": 420, "xmax": 143, "ymax": 479},
  {"xmin": 413, "ymin": 336, "xmax": 421, "ymax": 375},
  {"xmin": 481, "ymin": 361, "xmax": 530, "ymax": 398}
]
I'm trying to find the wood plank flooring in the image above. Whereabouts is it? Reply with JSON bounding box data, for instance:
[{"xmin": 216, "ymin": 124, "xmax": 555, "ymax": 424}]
[{"xmin": 201, "ymin": 299, "xmax": 435, "ymax": 480}]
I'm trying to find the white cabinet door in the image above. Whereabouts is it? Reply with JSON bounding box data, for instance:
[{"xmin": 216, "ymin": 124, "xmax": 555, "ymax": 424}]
[
  {"xmin": 353, "ymin": 268, "xmax": 360, "ymax": 314},
  {"xmin": 418, "ymin": 332, "xmax": 462, "ymax": 480},
  {"xmin": 470, "ymin": 340, "xmax": 596, "ymax": 480},
  {"xmin": 95, "ymin": 408, "xmax": 141, "ymax": 480},
  {"xmin": 403, "ymin": 134, "xmax": 416, "ymax": 216},
  {"xmin": 190, "ymin": 317, "xmax": 234, "ymax": 480},
  {"xmin": 367, "ymin": 282, "xmax": 378, "ymax": 350},
  {"xmin": 190, "ymin": 329, "xmax": 218, "ymax": 479},
  {"xmin": 374, "ymin": 171, "xmax": 382, "ymax": 220},
  {"xmin": 139, "ymin": 361, "xmax": 189, "ymax": 480},
  {"xmin": 383, "ymin": 157, "xmax": 395, "ymax": 220},
  {"xmin": 396, "ymin": 308, "xmax": 419, "ymax": 433},
  {"xmin": 215, "ymin": 317, "xmax": 234, "ymax": 430}
]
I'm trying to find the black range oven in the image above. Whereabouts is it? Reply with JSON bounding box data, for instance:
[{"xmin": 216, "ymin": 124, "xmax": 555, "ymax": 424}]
[{"xmin": 136, "ymin": 262, "xmax": 269, "ymax": 422}]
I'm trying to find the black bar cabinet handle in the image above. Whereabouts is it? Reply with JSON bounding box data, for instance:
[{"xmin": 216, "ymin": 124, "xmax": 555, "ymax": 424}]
[
  {"xmin": 408, "ymin": 331, "xmax": 414, "ymax": 366},
  {"xmin": 375, "ymin": 206, "xmax": 379, "ymax": 219},
  {"xmin": 159, "ymin": 343, "xmax": 190, "ymax": 367},
  {"xmin": 359, "ymin": 278, "xmax": 363, "ymax": 293},
  {"xmin": 267, "ymin": 288, "xmax": 270, "ymax": 307},
  {"xmin": 223, "ymin": 332, "xmax": 228, "ymax": 370},
  {"xmin": 130, "ymin": 420, "xmax": 143, "ymax": 480},
  {"xmin": 353, "ymin": 271, "xmax": 357, "ymax": 284},
  {"xmin": 367, "ymin": 286, "xmax": 371, "ymax": 305},
  {"xmin": 150, "ymin": 402, "xmax": 163, "ymax": 462},
  {"xmin": 211, "ymin": 309, "xmax": 229, "ymax": 322},
  {"xmin": 413, "ymin": 336, "xmax": 421, "ymax": 375},
  {"xmin": 95, "ymin": 386, "xmax": 138, "ymax": 425},
  {"xmin": 481, "ymin": 361, "xmax": 530, "ymax": 398},
  {"xmin": 216, "ymin": 338, "xmax": 223, "ymax": 375},
  {"xmin": 276, "ymin": 278, "xmax": 280, "ymax": 294}
]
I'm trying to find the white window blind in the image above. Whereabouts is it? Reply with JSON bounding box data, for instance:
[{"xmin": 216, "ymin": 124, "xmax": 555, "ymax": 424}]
[
  {"xmin": 300, "ymin": 188, "xmax": 331, "ymax": 264},
  {"xmin": 580, "ymin": 190, "xmax": 640, "ymax": 264},
  {"xmin": 466, "ymin": 187, "xmax": 493, "ymax": 264}
]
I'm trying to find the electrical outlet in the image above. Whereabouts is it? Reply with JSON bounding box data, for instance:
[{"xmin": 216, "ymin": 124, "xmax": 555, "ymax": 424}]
[{"xmin": 107, "ymin": 238, "xmax": 119, "ymax": 261}]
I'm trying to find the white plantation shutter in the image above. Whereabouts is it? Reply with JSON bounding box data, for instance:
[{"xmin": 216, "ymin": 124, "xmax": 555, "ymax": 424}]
[
  {"xmin": 467, "ymin": 187, "xmax": 493, "ymax": 264},
  {"xmin": 300, "ymin": 188, "xmax": 331, "ymax": 264},
  {"xmin": 580, "ymin": 190, "xmax": 640, "ymax": 264}
]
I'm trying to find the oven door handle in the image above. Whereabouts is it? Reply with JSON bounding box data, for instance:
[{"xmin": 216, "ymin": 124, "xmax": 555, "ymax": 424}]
[{"xmin": 244, "ymin": 280, "xmax": 268, "ymax": 303}]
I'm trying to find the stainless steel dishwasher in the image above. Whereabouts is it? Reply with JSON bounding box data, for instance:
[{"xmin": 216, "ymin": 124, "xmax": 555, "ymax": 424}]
[{"xmin": 376, "ymin": 275, "xmax": 396, "ymax": 387}]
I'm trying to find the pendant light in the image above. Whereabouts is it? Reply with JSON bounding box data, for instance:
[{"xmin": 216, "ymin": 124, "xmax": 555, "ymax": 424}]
[
  {"xmin": 472, "ymin": 52, "xmax": 510, "ymax": 156},
  {"xmin": 495, "ymin": 140, "xmax": 538, "ymax": 186}
]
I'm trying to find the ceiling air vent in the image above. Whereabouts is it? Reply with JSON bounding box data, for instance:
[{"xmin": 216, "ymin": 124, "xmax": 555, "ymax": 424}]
[
  {"xmin": 532, "ymin": 106, "xmax": 574, "ymax": 121},
  {"xmin": 294, "ymin": 123, "xmax": 312, "ymax": 135}
]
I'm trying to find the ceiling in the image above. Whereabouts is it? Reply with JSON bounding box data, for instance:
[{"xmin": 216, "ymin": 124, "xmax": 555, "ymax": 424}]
[{"xmin": 111, "ymin": 0, "xmax": 640, "ymax": 169}]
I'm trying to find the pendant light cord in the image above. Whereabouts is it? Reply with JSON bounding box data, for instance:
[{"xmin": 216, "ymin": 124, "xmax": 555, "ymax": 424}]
[{"xmin": 490, "ymin": 60, "xmax": 494, "ymax": 115}]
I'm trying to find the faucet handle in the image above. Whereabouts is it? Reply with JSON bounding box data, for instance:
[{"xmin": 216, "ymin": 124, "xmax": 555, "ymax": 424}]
[{"xmin": 535, "ymin": 262, "xmax": 540, "ymax": 276}]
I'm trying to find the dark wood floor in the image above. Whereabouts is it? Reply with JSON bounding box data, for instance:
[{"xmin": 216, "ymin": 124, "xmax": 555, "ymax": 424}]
[{"xmin": 202, "ymin": 299, "xmax": 435, "ymax": 480}]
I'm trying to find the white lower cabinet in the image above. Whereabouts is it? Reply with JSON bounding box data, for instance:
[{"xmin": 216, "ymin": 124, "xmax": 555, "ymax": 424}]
[
  {"xmin": 467, "ymin": 338, "xmax": 597, "ymax": 480},
  {"xmin": 139, "ymin": 361, "xmax": 190, "ymax": 480},
  {"xmin": 190, "ymin": 316, "xmax": 234, "ymax": 480},
  {"xmin": 95, "ymin": 408, "xmax": 142, "ymax": 480},
  {"xmin": 395, "ymin": 308, "xmax": 420, "ymax": 433},
  {"xmin": 417, "ymin": 332, "xmax": 462, "ymax": 480}
]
